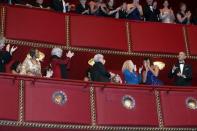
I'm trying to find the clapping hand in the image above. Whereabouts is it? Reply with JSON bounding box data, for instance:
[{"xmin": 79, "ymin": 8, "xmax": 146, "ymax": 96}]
[
  {"xmin": 177, "ymin": 72, "xmax": 186, "ymax": 78},
  {"xmin": 134, "ymin": 65, "xmax": 137, "ymax": 72},
  {"xmin": 110, "ymin": 72, "xmax": 115, "ymax": 77},
  {"xmin": 10, "ymin": 46, "xmax": 18, "ymax": 55},
  {"xmin": 46, "ymin": 69, "xmax": 53, "ymax": 78},
  {"xmin": 139, "ymin": 66, "xmax": 143, "ymax": 74},
  {"xmin": 66, "ymin": 51, "xmax": 74, "ymax": 58},
  {"xmin": 172, "ymin": 65, "xmax": 177, "ymax": 72},
  {"xmin": 6, "ymin": 44, "xmax": 18, "ymax": 55},
  {"xmin": 186, "ymin": 11, "xmax": 192, "ymax": 18}
]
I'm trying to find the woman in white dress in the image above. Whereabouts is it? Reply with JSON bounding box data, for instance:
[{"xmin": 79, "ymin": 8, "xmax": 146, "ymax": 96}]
[{"xmin": 160, "ymin": 0, "xmax": 175, "ymax": 24}]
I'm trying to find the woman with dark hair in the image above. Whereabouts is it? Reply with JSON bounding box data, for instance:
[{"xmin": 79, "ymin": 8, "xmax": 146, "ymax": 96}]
[
  {"xmin": 127, "ymin": 0, "xmax": 143, "ymax": 20},
  {"xmin": 176, "ymin": 2, "xmax": 191, "ymax": 24},
  {"xmin": 10, "ymin": 61, "xmax": 22, "ymax": 74},
  {"xmin": 142, "ymin": 57, "xmax": 163, "ymax": 85},
  {"xmin": 160, "ymin": 0, "xmax": 175, "ymax": 23},
  {"xmin": 20, "ymin": 48, "xmax": 44, "ymax": 77},
  {"xmin": 89, "ymin": 0, "xmax": 108, "ymax": 16},
  {"xmin": 116, "ymin": 2, "xmax": 128, "ymax": 19}
]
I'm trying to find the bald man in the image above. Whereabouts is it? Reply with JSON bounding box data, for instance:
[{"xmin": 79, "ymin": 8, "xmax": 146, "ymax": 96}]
[{"xmin": 168, "ymin": 52, "xmax": 192, "ymax": 86}]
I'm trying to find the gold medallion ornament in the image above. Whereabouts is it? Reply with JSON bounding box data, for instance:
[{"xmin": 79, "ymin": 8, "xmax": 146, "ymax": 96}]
[
  {"xmin": 122, "ymin": 95, "xmax": 136, "ymax": 110},
  {"xmin": 186, "ymin": 97, "xmax": 197, "ymax": 110},
  {"xmin": 52, "ymin": 91, "xmax": 67, "ymax": 106}
]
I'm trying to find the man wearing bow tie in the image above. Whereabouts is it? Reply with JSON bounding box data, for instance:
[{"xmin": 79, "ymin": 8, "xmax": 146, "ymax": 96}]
[
  {"xmin": 168, "ymin": 52, "xmax": 192, "ymax": 86},
  {"xmin": 143, "ymin": 0, "xmax": 160, "ymax": 22}
]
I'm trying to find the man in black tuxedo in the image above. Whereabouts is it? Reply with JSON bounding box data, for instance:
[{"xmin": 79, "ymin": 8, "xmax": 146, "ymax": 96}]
[
  {"xmin": 52, "ymin": 0, "xmax": 69, "ymax": 13},
  {"xmin": 90, "ymin": 54, "xmax": 115, "ymax": 82},
  {"xmin": 168, "ymin": 52, "xmax": 192, "ymax": 86},
  {"xmin": 0, "ymin": 37, "xmax": 17, "ymax": 72},
  {"xmin": 76, "ymin": 0, "xmax": 89, "ymax": 15},
  {"xmin": 143, "ymin": 0, "xmax": 160, "ymax": 22}
]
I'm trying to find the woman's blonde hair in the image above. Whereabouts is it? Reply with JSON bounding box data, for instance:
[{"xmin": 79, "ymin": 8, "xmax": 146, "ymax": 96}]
[{"xmin": 122, "ymin": 60, "xmax": 134, "ymax": 73}]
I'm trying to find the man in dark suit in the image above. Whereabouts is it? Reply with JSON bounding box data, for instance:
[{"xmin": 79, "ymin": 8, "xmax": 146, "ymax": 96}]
[
  {"xmin": 50, "ymin": 48, "xmax": 74, "ymax": 79},
  {"xmin": 90, "ymin": 54, "xmax": 114, "ymax": 82},
  {"xmin": 168, "ymin": 52, "xmax": 192, "ymax": 86},
  {"xmin": 76, "ymin": 0, "xmax": 89, "ymax": 15},
  {"xmin": 52, "ymin": 0, "xmax": 69, "ymax": 13},
  {"xmin": 0, "ymin": 37, "xmax": 17, "ymax": 72},
  {"xmin": 143, "ymin": 0, "xmax": 160, "ymax": 22}
]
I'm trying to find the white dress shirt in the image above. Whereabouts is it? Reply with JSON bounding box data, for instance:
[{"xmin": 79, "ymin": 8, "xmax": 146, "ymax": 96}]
[
  {"xmin": 180, "ymin": 64, "xmax": 184, "ymax": 75},
  {"xmin": 62, "ymin": 0, "xmax": 66, "ymax": 13}
]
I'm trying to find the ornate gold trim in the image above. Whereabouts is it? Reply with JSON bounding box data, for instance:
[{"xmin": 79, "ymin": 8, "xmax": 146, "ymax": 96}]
[
  {"xmin": 18, "ymin": 80, "xmax": 25, "ymax": 123},
  {"xmin": 90, "ymin": 86, "xmax": 96, "ymax": 126},
  {"xmin": 4, "ymin": 38, "xmax": 197, "ymax": 60},
  {"xmin": 155, "ymin": 90, "xmax": 164, "ymax": 128},
  {"xmin": 182, "ymin": 26, "xmax": 190, "ymax": 56},
  {"xmin": 66, "ymin": 15, "xmax": 70, "ymax": 48},
  {"xmin": 0, "ymin": 6, "xmax": 6, "ymax": 37},
  {"xmin": 0, "ymin": 120, "xmax": 196, "ymax": 131},
  {"xmin": 126, "ymin": 22, "xmax": 131, "ymax": 53}
]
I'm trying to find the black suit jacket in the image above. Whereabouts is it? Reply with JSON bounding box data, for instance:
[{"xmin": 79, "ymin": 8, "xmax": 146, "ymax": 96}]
[
  {"xmin": 90, "ymin": 62, "xmax": 111, "ymax": 82},
  {"xmin": 0, "ymin": 51, "xmax": 11, "ymax": 72},
  {"xmin": 52, "ymin": 0, "xmax": 68, "ymax": 12},
  {"xmin": 76, "ymin": 3, "xmax": 89, "ymax": 14},
  {"xmin": 143, "ymin": 5, "xmax": 160, "ymax": 22},
  {"xmin": 168, "ymin": 63, "xmax": 192, "ymax": 86}
]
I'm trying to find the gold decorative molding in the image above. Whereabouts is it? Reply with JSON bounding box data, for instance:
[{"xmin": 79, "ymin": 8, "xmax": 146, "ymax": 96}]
[
  {"xmin": 126, "ymin": 22, "xmax": 131, "ymax": 53},
  {"xmin": 155, "ymin": 90, "xmax": 164, "ymax": 128},
  {"xmin": 90, "ymin": 86, "xmax": 96, "ymax": 126},
  {"xmin": 0, "ymin": 6, "xmax": 6, "ymax": 37},
  {"xmin": 0, "ymin": 120, "xmax": 196, "ymax": 131},
  {"xmin": 18, "ymin": 80, "xmax": 25, "ymax": 124},
  {"xmin": 182, "ymin": 26, "xmax": 190, "ymax": 56},
  {"xmin": 4, "ymin": 38, "xmax": 197, "ymax": 60},
  {"xmin": 66, "ymin": 15, "xmax": 70, "ymax": 48}
]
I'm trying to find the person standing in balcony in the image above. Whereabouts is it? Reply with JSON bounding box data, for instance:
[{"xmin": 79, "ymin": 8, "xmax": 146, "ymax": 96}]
[
  {"xmin": 50, "ymin": 48, "xmax": 74, "ymax": 79},
  {"xmin": 116, "ymin": 2, "xmax": 127, "ymax": 19},
  {"xmin": 89, "ymin": 0, "xmax": 108, "ymax": 16},
  {"xmin": 160, "ymin": 0, "xmax": 175, "ymax": 24},
  {"xmin": 0, "ymin": 37, "xmax": 18, "ymax": 73},
  {"xmin": 143, "ymin": 0, "xmax": 160, "ymax": 22},
  {"xmin": 127, "ymin": 0, "xmax": 143, "ymax": 20},
  {"xmin": 90, "ymin": 54, "xmax": 115, "ymax": 82},
  {"xmin": 76, "ymin": 0, "xmax": 89, "ymax": 15},
  {"xmin": 52, "ymin": 0, "xmax": 70, "ymax": 13},
  {"xmin": 176, "ymin": 3, "xmax": 191, "ymax": 25},
  {"xmin": 122, "ymin": 60, "xmax": 142, "ymax": 84},
  {"xmin": 20, "ymin": 48, "xmax": 44, "ymax": 77},
  {"xmin": 106, "ymin": 0, "xmax": 121, "ymax": 18},
  {"xmin": 168, "ymin": 52, "xmax": 192, "ymax": 86},
  {"xmin": 142, "ymin": 57, "xmax": 163, "ymax": 85}
]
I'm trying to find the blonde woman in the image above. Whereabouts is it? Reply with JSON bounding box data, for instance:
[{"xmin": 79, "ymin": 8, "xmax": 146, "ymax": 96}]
[{"xmin": 122, "ymin": 60, "xmax": 142, "ymax": 84}]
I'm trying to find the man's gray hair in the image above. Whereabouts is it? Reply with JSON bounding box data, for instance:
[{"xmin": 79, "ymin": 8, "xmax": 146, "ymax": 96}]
[
  {"xmin": 51, "ymin": 47, "xmax": 63, "ymax": 58},
  {"xmin": 93, "ymin": 54, "xmax": 104, "ymax": 62}
]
